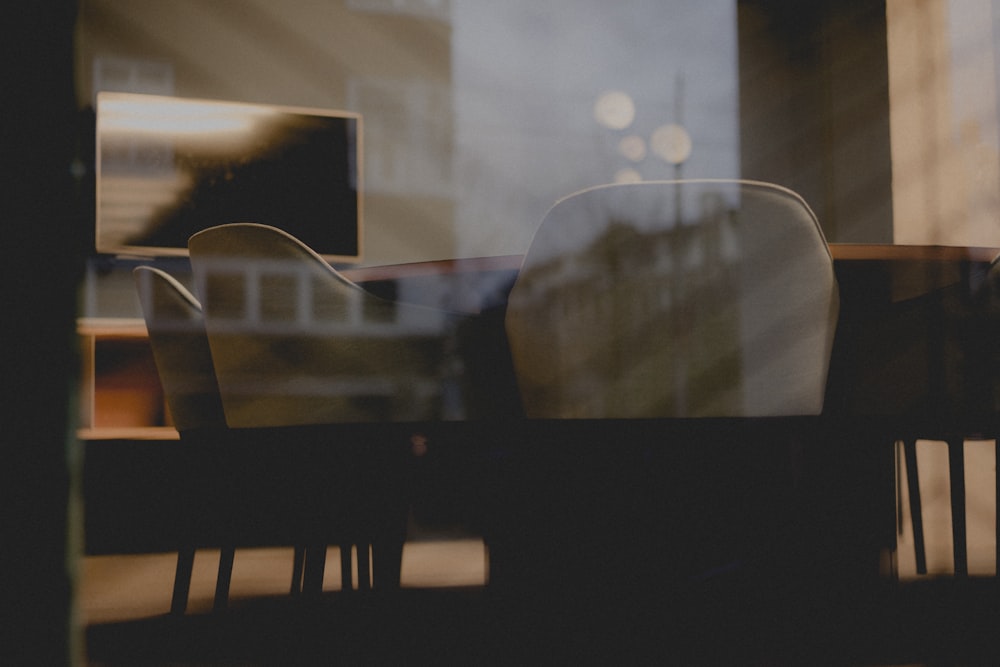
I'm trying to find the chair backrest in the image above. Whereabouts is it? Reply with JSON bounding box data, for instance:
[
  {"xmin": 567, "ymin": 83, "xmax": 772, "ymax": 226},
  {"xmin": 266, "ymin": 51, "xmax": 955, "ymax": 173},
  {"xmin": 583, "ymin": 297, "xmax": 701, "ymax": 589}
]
[
  {"xmin": 505, "ymin": 179, "xmax": 840, "ymax": 419},
  {"xmin": 188, "ymin": 223, "xmax": 452, "ymax": 427},
  {"xmin": 133, "ymin": 266, "xmax": 227, "ymax": 432}
]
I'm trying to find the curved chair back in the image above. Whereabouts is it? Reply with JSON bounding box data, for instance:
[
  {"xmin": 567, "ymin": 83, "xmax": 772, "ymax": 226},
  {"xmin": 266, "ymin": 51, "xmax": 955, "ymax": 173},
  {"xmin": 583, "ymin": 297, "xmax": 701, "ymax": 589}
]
[
  {"xmin": 188, "ymin": 223, "xmax": 452, "ymax": 427},
  {"xmin": 505, "ymin": 179, "xmax": 840, "ymax": 418},
  {"xmin": 133, "ymin": 266, "xmax": 226, "ymax": 432}
]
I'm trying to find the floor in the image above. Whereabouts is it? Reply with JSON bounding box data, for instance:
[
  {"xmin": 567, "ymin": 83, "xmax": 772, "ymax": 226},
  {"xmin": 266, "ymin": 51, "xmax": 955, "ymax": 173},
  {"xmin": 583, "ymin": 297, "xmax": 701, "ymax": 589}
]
[
  {"xmin": 80, "ymin": 539, "xmax": 489, "ymax": 625},
  {"xmin": 81, "ymin": 538, "xmax": 499, "ymax": 666},
  {"xmin": 78, "ymin": 439, "xmax": 1000, "ymax": 665}
]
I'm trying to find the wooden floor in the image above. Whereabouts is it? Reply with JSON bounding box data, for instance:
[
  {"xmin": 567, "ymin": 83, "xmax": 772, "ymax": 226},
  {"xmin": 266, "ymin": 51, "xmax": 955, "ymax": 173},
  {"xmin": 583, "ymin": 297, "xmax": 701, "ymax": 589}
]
[
  {"xmin": 81, "ymin": 539, "xmax": 489, "ymax": 625},
  {"xmin": 81, "ymin": 538, "xmax": 504, "ymax": 666}
]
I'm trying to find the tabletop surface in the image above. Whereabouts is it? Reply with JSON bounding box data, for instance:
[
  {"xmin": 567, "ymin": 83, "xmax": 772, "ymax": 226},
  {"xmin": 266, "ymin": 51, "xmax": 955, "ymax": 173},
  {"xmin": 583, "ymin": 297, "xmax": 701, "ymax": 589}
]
[{"xmin": 341, "ymin": 244, "xmax": 1000, "ymax": 284}]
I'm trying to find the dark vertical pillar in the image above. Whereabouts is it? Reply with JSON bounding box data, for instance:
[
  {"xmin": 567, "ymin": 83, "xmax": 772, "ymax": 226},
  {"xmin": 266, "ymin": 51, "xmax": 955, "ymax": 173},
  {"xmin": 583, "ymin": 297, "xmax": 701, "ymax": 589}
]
[
  {"xmin": 1, "ymin": 1, "xmax": 83, "ymax": 665},
  {"xmin": 737, "ymin": 0, "xmax": 893, "ymax": 244}
]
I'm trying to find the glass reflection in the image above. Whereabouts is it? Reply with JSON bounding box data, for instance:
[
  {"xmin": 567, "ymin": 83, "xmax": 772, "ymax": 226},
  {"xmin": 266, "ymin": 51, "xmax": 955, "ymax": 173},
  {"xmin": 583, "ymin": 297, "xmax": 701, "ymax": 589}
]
[
  {"xmin": 506, "ymin": 180, "xmax": 838, "ymax": 419},
  {"xmin": 593, "ymin": 90, "xmax": 636, "ymax": 130},
  {"xmin": 188, "ymin": 224, "xmax": 458, "ymax": 426},
  {"xmin": 96, "ymin": 93, "xmax": 361, "ymax": 261}
]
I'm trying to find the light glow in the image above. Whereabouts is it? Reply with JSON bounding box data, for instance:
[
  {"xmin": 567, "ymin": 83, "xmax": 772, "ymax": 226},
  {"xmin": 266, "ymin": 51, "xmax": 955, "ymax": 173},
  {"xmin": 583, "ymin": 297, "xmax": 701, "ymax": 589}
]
[
  {"xmin": 614, "ymin": 168, "xmax": 643, "ymax": 184},
  {"xmin": 650, "ymin": 123, "xmax": 692, "ymax": 165},
  {"xmin": 618, "ymin": 134, "xmax": 647, "ymax": 162},
  {"xmin": 594, "ymin": 91, "xmax": 636, "ymax": 130},
  {"xmin": 99, "ymin": 96, "xmax": 277, "ymax": 136}
]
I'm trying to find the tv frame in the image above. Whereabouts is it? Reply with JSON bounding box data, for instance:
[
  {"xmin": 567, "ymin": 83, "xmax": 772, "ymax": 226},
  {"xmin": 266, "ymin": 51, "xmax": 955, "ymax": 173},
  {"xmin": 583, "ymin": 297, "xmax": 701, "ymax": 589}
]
[{"xmin": 95, "ymin": 92, "xmax": 363, "ymax": 263}]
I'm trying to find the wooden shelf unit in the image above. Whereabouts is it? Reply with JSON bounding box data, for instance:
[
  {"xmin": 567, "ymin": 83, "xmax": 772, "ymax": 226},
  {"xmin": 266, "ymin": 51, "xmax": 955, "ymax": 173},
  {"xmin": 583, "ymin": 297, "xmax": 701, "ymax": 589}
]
[{"xmin": 77, "ymin": 318, "xmax": 179, "ymax": 440}]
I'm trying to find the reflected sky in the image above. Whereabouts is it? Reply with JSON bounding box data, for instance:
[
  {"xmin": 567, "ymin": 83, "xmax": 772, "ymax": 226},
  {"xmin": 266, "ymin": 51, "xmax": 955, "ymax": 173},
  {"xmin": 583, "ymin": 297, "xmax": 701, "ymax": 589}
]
[{"xmin": 450, "ymin": 1, "xmax": 739, "ymax": 259}]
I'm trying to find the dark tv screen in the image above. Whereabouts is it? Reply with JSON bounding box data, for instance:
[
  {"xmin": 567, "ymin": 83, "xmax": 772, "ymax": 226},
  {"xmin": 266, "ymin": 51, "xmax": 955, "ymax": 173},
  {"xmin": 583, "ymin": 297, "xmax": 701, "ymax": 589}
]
[{"xmin": 96, "ymin": 92, "xmax": 362, "ymax": 261}]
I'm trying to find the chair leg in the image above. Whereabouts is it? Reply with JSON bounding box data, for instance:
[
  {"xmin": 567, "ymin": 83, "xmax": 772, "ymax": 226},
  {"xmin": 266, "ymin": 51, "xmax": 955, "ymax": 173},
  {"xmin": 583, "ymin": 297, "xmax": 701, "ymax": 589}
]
[
  {"xmin": 357, "ymin": 543, "xmax": 371, "ymax": 591},
  {"xmin": 302, "ymin": 545, "xmax": 327, "ymax": 595},
  {"xmin": 372, "ymin": 540, "xmax": 404, "ymax": 590},
  {"xmin": 340, "ymin": 543, "xmax": 353, "ymax": 591},
  {"xmin": 996, "ymin": 439, "xmax": 1000, "ymax": 577},
  {"xmin": 902, "ymin": 439, "xmax": 927, "ymax": 575},
  {"xmin": 290, "ymin": 546, "xmax": 306, "ymax": 595},
  {"xmin": 171, "ymin": 547, "xmax": 195, "ymax": 615},
  {"xmin": 214, "ymin": 547, "xmax": 235, "ymax": 611},
  {"xmin": 948, "ymin": 437, "xmax": 968, "ymax": 576},
  {"xmin": 896, "ymin": 440, "xmax": 904, "ymax": 534}
]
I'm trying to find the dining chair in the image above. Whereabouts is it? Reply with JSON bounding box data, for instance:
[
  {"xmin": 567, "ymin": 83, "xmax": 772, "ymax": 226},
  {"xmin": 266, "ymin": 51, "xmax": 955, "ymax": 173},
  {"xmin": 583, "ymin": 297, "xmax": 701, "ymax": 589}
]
[
  {"xmin": 188, "ymin": 223, "xmax": 453, "ymax": 592},
  {"xmin": 899, "ymin": 252, "xmax": 1000, "ymax": 577},
  {"xmin": 133, "ymin": 265, "xmax": 308, "ymax": 611},
  {"xmin": 506, "ymin": 179, "xmax": 839, "ymax": 419},
  {"xmin": 502, "ymin": 179, "xmax": 840, "ymax": 593}
]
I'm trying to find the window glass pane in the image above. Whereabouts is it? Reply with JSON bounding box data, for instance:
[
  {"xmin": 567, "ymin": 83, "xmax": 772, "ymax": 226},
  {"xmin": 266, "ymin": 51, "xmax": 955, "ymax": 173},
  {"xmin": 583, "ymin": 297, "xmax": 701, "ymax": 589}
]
[{"xmin": 76, "ymin": 1, "xmax": 739, "ymax": 271}]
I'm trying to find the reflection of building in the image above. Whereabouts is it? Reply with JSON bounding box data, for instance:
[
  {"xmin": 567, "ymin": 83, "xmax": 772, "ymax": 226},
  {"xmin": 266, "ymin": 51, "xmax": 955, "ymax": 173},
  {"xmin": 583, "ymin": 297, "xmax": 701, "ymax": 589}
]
[
  {"xmin": 77, "ymin": 1, "xmax": 456, "ymax": 268},
  {"xmin": 187, "ymin": 257, "xmax": 447, "ymax": 335},
  {"xmin": 509, "ymin": 195, "xmax": 743, "ymax": 418},
  {"xmin": 188, "ymin": 256, "xmax": 458, "ymax": 424}
]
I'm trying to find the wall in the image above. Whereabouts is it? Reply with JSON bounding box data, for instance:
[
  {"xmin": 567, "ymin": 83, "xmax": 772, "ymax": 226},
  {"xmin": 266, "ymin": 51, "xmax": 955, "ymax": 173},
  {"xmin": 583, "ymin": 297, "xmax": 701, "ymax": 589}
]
[{"xmin": 887, "ymin": 0, "xmax": 1000, "ymax": 247}]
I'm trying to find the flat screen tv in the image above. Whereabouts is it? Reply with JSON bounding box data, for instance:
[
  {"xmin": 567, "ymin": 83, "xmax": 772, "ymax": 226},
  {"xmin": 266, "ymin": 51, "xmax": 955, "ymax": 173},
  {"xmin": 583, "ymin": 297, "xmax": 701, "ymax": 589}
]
[{"xmin": 95, "ymin": 92, "xmax": 362, "ymax": 262}]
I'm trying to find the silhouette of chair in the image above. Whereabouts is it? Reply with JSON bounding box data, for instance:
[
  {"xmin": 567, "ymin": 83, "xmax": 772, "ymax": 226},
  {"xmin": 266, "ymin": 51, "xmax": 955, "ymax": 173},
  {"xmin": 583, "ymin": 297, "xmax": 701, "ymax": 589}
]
[
  {"xmin": 899, "ymin": 252, "xmax": 1000, "ymax": 576},
  {"xmin": 188, "ymin": 223, "xmax": 453, "ymax": 592},
  {"xmin": 133, "ymin": 265, "xmax": 308, "ymax": 611},
  {"xmin": 502, "ymin": 179, "xmax": 840, "ymax": 590}
]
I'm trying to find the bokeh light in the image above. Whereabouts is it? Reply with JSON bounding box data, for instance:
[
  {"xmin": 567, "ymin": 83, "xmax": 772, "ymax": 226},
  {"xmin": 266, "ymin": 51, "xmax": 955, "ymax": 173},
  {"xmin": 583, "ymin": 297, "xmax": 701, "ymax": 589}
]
[
  {"xmin": 618, "ymin": 134, "xmax": 647, "ymax": 162},
  {"xmin": 613, "ymin": 167, "xmax": 643, "ymax": 183},
  {"xmin": 650, "ymin": 123, "xmax": 692, "ymax": 164},
  {"xmin": 594, "ymin": 91, "xmax": 636, "ymax": 130}
]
